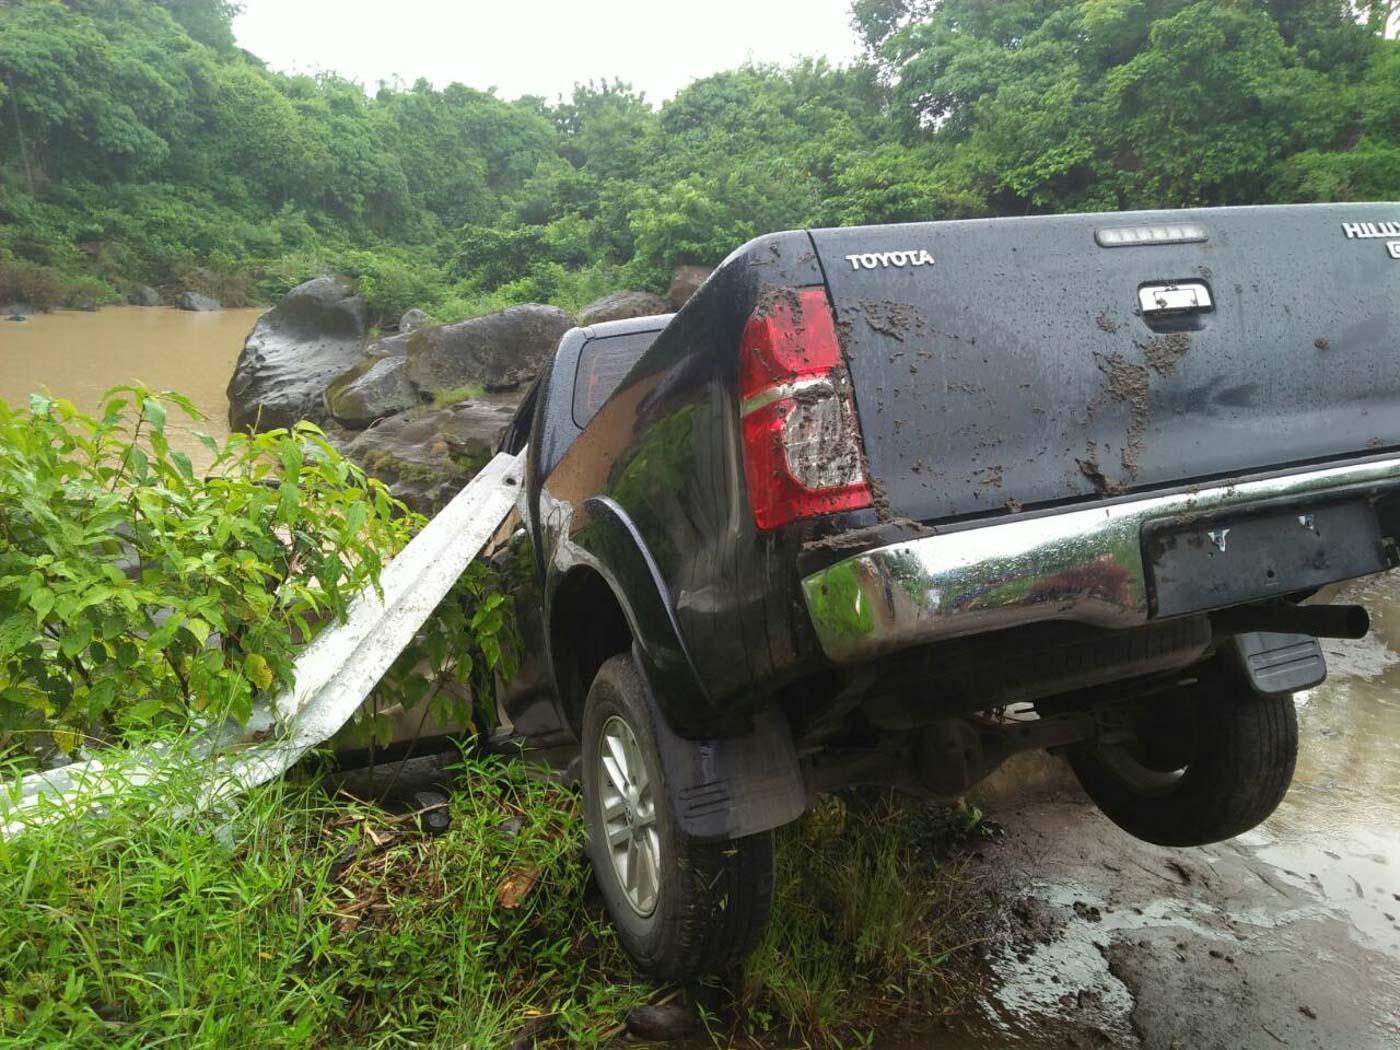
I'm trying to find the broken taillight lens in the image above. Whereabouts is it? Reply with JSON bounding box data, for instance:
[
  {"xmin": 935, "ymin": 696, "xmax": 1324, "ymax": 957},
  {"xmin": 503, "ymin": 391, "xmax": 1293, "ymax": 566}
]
[{"xmin": 739, "ymin": 287, "xmax": 872, "ymax": 531}]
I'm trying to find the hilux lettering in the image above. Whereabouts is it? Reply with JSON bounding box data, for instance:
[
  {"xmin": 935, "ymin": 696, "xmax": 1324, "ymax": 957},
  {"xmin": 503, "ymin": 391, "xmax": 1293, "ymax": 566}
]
[
  {"xmin": 1342, "ymin": 220, "xmax": 1400, "ymax": 239},
  {"xmin": 844, "ymin": 249, "xmax": 936, "ymax": 271}
]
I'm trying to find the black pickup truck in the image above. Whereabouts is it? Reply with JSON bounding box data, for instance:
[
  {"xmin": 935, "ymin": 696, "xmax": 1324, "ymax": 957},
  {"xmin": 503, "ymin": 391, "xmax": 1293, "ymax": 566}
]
[{"xmin": 486, "ymin": 203, "xmax": 1400, "ymax": 979}]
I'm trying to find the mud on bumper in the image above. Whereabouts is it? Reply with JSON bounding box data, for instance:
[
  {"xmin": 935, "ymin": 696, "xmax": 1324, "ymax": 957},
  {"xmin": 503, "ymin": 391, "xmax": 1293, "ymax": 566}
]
[{"xmin": 802, "ymin": 457, "xmax": 1400, "ymax": 664}]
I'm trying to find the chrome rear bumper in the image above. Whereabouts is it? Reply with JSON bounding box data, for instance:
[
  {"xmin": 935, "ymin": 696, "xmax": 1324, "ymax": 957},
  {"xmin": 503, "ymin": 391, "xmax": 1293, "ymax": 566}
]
[{"xmin": 801, "ymin": 457, "xmax": 1400, "ymax": 664}]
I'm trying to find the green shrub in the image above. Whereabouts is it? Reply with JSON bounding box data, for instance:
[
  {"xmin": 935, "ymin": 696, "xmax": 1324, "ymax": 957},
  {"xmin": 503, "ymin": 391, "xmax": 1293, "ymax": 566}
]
[
  {"xmin": 254, "ymin": 248, "xmax": 339, "ymax": 303},
  {"xmin": 0, "ymin": 389, "xmax": 414, "ymax": 757},
  {"xmin": 433, "ymin": 286, "xmax": 524, "ymax": 324},
  {"xmin": 0, "ymin": 257, "xmax": 67, "ymax": 307},
  {"xmin": 163, "ymin": 259, "xmax": 256, "ymax": 307},
  {"xmin": 59, "ymin": 274, "xmax": 120, "ymax": 308},
  {"xmin": 348, "ymin": 252, "xmax": 444, "ymax": 321}
]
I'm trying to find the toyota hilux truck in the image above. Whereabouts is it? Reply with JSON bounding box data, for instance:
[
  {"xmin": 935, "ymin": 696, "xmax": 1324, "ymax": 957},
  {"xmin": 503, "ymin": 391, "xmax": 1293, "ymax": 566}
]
[{"xmin": 485, "ymin": 203, "xmax": 1400, "ymax": 979}]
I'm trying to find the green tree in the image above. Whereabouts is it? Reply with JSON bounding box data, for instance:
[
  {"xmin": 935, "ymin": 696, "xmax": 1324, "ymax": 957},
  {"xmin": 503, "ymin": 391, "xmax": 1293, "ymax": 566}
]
[
  {"xmin": 856, "ymin": 0, "xmax": 1392, "ymax": 213},
  {"xmin": 0, "ymin": 0, "xmax": 1396, "ymax": 312},
  {"xmin": 153, "ymin": 0, "xmax": 241, "ymax": 50}
]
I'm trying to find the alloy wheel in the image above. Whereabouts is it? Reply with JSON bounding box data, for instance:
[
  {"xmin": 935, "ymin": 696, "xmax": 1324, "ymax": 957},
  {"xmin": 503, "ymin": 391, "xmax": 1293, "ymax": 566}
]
[{"xmin": 597, "ymin": 715, "xmax": 661, "ymax": 916}]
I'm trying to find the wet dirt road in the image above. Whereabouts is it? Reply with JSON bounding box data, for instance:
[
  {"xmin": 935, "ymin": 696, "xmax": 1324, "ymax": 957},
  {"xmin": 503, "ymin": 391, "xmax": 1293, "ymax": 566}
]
[{"xmin": 937, "ymin": 572, "xmax": 1400, "ymax": 1049}]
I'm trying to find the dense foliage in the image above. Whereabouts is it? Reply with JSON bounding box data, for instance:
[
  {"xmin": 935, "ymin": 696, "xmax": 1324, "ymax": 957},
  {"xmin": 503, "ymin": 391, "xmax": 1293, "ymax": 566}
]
[
  {"xmin": 0, "ymin": 385, "xmax": 522, "ymax": 759},
  {"xmin": 0, "ymin": 388, "xmax": 413, "ymax": 754},
  {"xmin": 1, "ymin": 0, "xmax": 1395, "ymax": 319}
]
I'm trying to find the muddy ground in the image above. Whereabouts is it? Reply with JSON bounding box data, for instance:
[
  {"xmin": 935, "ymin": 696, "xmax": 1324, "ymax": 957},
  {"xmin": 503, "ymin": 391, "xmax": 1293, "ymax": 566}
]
[{"xmin": 922, "ymin": 572, "xmax": 1400, "ymax": 1049}]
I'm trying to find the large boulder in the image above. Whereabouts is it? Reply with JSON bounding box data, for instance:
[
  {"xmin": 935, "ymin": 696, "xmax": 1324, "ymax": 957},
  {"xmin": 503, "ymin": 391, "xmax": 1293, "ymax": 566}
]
[
  {"xmin": 398, "ymin": 307, "xmax": 429, "ymax": 334},
  {"xmin": 177, "ymin": 291, "xmax": 222, "ymax": 312},
  {"xmin": 668, "ymin": 264, "xmax": 713, "ymax": 310},
  {"xmin": 126, "ymin": 285, "xmax": 162, "ymax": 307},
  {"xmin": 323, "ymin": 355, "xmax": 422, "ymax": 427},
  {"xmin": 579, "ymin": 290, "xmax": 669, "ymax": 327},
  {"xmin": 227, "ymin": 276, "xmax": 368, "ymax": 432},
  {"xmin": 341, "ymin": 393, "xmax": 522, "ymax": 514},
  {"xmin": 402, "ymin": 304, "xmax": 572, "ymax": 397}
]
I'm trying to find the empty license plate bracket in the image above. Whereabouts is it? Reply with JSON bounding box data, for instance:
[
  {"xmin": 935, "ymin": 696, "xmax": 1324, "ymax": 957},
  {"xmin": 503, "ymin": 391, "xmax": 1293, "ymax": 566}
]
[{"xmin": 1144, "ymin": 499, "xmax": 1390, "ymax": 618}]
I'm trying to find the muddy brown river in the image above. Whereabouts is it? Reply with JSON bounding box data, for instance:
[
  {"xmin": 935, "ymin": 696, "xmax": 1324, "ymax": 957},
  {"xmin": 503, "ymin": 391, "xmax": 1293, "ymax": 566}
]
[{"xmin": 0, "ymin": 305, "xmax": 263, "ymax": 455}]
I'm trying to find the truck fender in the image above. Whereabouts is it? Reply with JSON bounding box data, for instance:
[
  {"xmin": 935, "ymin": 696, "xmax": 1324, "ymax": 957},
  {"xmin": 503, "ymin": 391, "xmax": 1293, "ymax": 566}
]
[
  {"xmin": 548, "ymin": 497, "xmax": 719, "ymax": 736},
  {"xmin": 630, "ymin": 642, "xmax": 807, "ymax": 841}
]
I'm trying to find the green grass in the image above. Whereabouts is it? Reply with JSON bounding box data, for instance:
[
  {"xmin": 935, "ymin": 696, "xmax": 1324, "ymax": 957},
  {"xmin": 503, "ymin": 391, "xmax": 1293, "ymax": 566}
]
[
  {"xmin": 0, "ymin": 754, "xmax": 651, "ymax": 1049},
  {"xmin": 733, "ymin": 794, "xmax": 985, "ymax": 1044},
  {"xmin": 0, "ymin": 759, "xmax": 984, "ymax": 1049}
]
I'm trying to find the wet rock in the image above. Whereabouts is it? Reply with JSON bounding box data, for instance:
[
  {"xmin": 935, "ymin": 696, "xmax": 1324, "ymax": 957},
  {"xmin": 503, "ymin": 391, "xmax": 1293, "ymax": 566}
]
[
  {"xmin": 73, "ymin": 298, "xmax": 99, "ymax": 312},
  {"xmin": 177, "ymin": 291, "xmax": 222, "ymax": 312},
  {"xmin": 412, "ymin": 789, "xmax": 451, "ymax": 835},
  {"xmin": 499, "ymin": 815, "xmax": 523, "ymax": 838},
  {"xmin": 6, "ymin": 314, "xmax": 25, "ymax": 322},
  {"xmin": 626, "ymin": 1001, "xmax": 696, "ymax": 1041},
  {"xmin": 323, "ymin": 355, "xmax": 422, "ymax": 428},
  {"xmin": 668, "ymin": 264, "xmax": 713, "ymax": 310},
  {"xmin": 126, "ymin": 284, "xmax": 162, "ymax": 307},
  {"xmin": 402, "ymin": 304, "xmax": 571, "ymax": 397},
  {"xmin": 340, "ymin": 393, "xmax": 520, "ymax": 514},
  {"xmin": 227, "ymin": 276, "xmax": 368, "ymax": 432},
  {"xmin": 579, "ymin": 290, "xmax": 669, "ymax": 326},
  {"xmin": 398, "ymin": 307, "xmax": 429, "ymax": 334},
  {"xmin": 363, "ymin": 329, "xmax": 411, "ymax": 360}
]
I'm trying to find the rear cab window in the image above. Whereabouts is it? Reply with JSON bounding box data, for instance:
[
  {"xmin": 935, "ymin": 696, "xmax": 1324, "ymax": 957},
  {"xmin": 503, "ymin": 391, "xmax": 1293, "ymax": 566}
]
[{"xmin": 572, "ymin": 330, "xmax": 660, "ymax": 428}]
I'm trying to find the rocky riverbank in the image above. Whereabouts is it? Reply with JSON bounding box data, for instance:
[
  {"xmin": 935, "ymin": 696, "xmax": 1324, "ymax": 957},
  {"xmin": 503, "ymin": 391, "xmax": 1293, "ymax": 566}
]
[{"xmin": 225, "ymin": 271, "xmax": 707, "ymax": 514}]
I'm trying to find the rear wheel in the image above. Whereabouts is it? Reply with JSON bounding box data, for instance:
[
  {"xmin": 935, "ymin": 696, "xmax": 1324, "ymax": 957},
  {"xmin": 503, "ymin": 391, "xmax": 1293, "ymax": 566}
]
[
  {"xmin": 1068, "ymin": 655, "xmax": 1298, "ymax": 847},
  {"xmin": 581, "ymin": 654, "xmax": 774, "ymax": 979}
]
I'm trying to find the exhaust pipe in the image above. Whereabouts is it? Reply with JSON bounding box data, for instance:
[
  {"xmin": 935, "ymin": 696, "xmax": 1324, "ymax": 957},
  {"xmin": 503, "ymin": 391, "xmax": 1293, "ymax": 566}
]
[{"xmin": 1212, "ymin": 603, "xmax": 1370, "ymax": 640}]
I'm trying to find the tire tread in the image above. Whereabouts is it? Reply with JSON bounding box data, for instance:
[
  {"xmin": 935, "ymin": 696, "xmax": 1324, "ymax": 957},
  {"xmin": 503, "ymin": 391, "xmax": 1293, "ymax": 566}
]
[
  {"xmin": 1070, "ymin": 656, "xmax": 1298, "ymax": 847},
  {"xmin": 582, "ymin": 654, "xmax": 774, "ymax": 979}
]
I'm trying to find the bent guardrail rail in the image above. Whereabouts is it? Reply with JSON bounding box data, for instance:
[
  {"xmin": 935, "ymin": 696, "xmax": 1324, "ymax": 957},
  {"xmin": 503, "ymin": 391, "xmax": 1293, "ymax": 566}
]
[{"xmin": 1, "ymin": 451, "xmax": 524, "ymax": 838}]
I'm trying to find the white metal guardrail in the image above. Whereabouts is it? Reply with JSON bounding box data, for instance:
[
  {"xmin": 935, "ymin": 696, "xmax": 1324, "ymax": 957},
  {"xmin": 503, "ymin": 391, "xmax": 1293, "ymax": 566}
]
[{"xmin": 1, "ymin": 451, "xmax": 524, "ymax": 838}]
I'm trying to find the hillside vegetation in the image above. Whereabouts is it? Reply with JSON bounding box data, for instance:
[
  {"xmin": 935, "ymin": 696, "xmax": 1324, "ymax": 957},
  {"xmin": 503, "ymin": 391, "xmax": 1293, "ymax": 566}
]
[{"xmin": 1, "ymin": 0, "xmax": 1397, "ymax": 320}]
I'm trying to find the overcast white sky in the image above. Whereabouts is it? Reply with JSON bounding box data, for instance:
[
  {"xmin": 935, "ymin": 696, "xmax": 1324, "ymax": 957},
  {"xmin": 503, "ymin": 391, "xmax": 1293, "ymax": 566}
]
[{"xmin": 233, "ymin": 0, "xmax": 863, "ymax": 105}]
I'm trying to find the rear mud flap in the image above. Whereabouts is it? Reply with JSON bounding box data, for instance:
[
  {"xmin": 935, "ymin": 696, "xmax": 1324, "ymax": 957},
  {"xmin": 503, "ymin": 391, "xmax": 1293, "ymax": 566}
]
[
  {"xmin": 635, "ymin": 646, "xmax": 806, "ymax": 842},
  {"xmin": 1231, "ymin": 632, "xmax": 1327, "ymax": 696}
]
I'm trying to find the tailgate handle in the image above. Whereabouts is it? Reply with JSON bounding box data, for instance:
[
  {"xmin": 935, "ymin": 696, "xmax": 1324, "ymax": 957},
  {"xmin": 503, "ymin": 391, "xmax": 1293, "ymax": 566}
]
[{"xmin": 1139, "ymin": 281, "xmax": 1212, "ymax": 317}]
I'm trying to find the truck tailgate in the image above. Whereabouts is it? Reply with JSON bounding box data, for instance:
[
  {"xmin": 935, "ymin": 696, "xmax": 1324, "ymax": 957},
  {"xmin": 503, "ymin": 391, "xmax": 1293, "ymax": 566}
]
[{"xmin": 810, "ymin": 204, "xmax": 1400, "ymax": 525}]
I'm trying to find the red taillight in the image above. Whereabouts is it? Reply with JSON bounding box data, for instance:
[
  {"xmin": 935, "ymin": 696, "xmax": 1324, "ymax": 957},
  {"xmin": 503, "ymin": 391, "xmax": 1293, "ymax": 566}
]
[{"xmin": 739, "ymin": 287, "xmax": 872, "ymax": 531}]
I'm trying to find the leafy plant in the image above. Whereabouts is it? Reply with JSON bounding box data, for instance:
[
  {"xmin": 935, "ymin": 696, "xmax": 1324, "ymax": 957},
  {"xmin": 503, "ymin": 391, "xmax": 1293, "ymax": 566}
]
[
  {"xmin": 0, "ymin": 387, "xmax": 413, "ymax": 758},
  {"xmin": 345, "ymin": 561, "xmax": 520, "ymax": 750}
]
